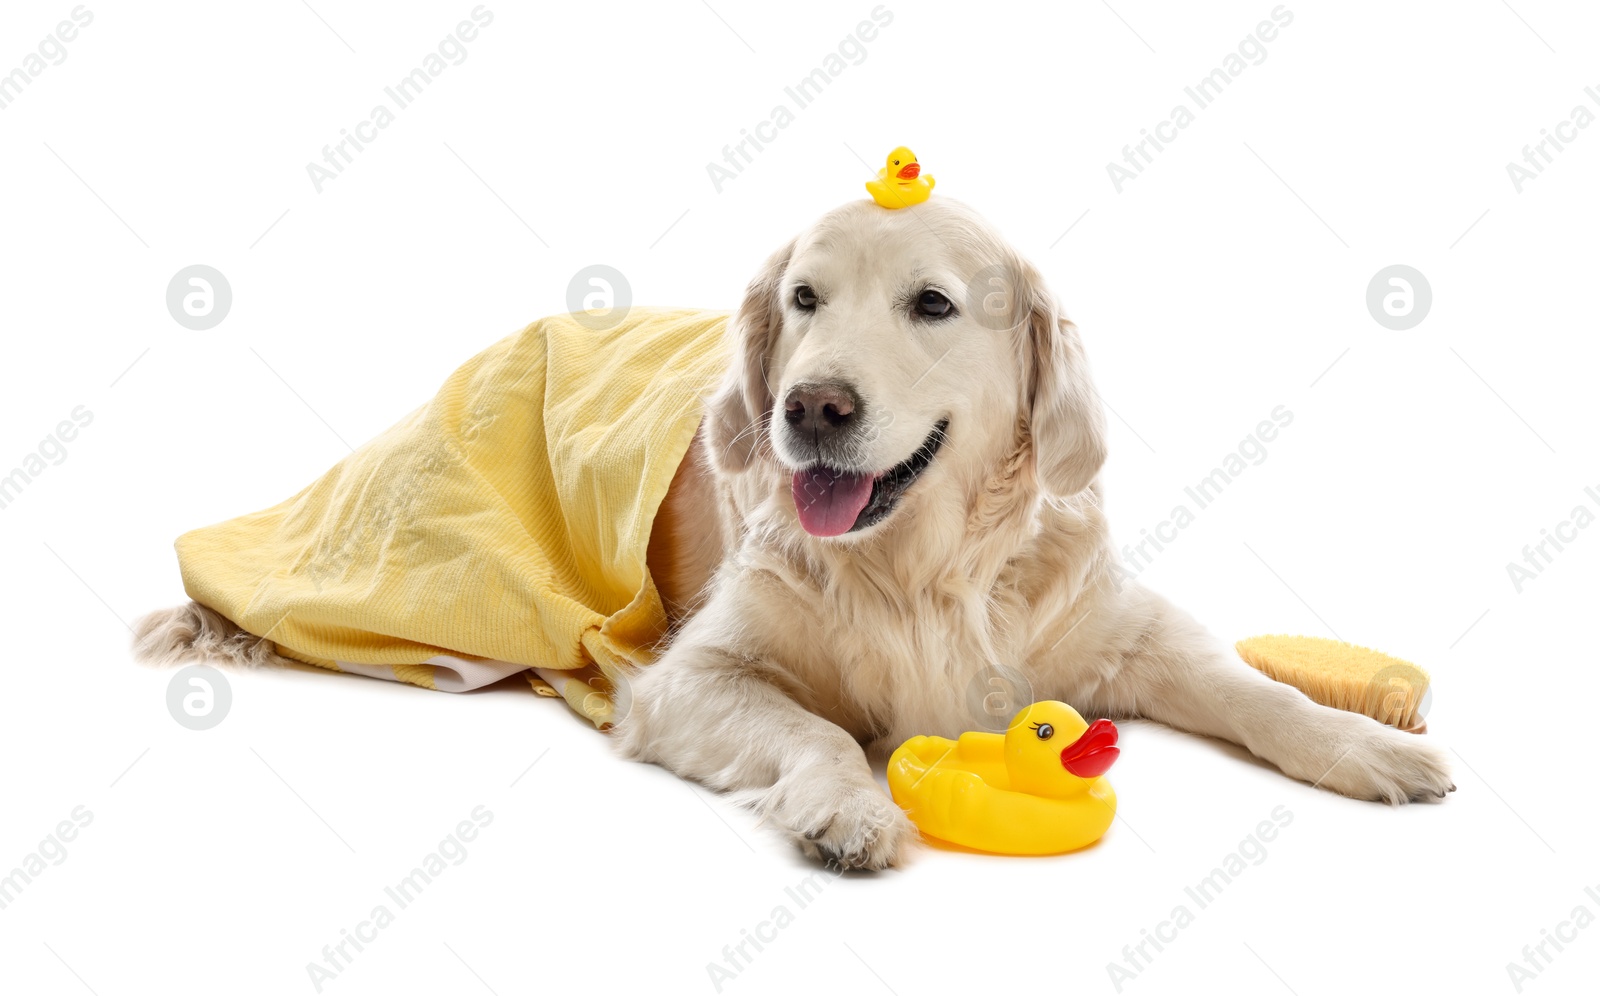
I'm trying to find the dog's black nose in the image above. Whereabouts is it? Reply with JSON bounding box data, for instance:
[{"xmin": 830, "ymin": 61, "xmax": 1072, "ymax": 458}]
[{"xmin": 784, "ymin": 382, "xmax": 860, "ymax": 443}]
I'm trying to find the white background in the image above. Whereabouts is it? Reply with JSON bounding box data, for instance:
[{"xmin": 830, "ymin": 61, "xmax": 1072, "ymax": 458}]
[{"xmin": 2, "ymin": 1, "xmax": 1597, "ymax": 994}]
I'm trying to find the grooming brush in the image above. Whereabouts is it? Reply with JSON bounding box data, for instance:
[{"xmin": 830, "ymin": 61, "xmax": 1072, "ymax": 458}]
[{"xmin": 1236, "ymin": 634, "xmax": 1431, "ymax": 734}]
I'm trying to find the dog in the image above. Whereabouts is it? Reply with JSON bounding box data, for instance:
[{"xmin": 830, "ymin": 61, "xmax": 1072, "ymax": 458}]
[
  {"xmin": 136, "ymin": 197, "xmax": 1453, "ymax": 871},
  {"xmin": 615, "ymin": 197, "xmax": 1452, "ymax": 869}
]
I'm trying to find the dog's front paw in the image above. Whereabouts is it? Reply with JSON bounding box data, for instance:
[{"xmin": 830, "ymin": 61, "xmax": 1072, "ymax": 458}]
[
  {"xmin": 762, "ymin": 768, "xmax": 916, "ymax": 870},
  {"xmin": 1291, "ymin": 714, "xmax": 1455, "ymax": 804}
]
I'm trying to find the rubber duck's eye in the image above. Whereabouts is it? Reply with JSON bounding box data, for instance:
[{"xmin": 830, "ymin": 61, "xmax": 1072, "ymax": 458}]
[
  {"xmin": 1034, "ymin": 723, "xmax": 1055, "ymax": 740},
  {"xmin": 794, "ymin": 285, "xmax": 817, "ymax": 310},
  {"xmin": 914, "ymin": 289, "xmax": 953, "ymax": 319},
  {"xmin": 893, "ymin": 160, "xmax": 900, "ymax": 165}
]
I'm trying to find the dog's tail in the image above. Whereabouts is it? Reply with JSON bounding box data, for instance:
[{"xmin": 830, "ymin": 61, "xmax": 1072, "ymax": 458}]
[{"xmin": 131, "ymin": 601, "xmax": 293, "ymax": 669}]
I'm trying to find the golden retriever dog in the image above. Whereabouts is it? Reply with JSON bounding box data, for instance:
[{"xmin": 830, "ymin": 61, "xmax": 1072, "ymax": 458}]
[
  {"xmin": 617, "ymin": 198, "xmax": 1452, "ymax": 869},
  {"xmin": 136, "ymin": 198, "xmax": 1454, "ymax": 871}
]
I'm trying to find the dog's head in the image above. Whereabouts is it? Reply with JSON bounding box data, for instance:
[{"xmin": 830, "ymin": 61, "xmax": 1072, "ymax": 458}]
[{"xmin": 707, "ymin": 198, "xmax": 1105, "ymax": 540}]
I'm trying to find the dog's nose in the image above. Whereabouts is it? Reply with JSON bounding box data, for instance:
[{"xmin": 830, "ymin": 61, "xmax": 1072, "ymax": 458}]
[{"xmin": 784, "ymin": 382, "xmax": 859, "ymax": 442}]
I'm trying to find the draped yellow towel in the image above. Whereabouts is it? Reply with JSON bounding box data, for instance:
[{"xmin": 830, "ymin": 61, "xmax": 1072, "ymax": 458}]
[{"xmin": 175, "ymin": 308, "xmax": 729, "ymax": 728}]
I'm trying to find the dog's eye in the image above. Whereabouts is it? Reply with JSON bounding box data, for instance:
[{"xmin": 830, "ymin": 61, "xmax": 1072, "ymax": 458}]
[
  {"xmin": 794, "ymin": 285, "xmax": 817, "ymax": 311},
  {"xmin": 914, "ymin": 289, "xmax": 953, "ymax": 319},
  {"xmin": 1033, "ymin": 723, "xmax": 1054, "ymax": 741}
]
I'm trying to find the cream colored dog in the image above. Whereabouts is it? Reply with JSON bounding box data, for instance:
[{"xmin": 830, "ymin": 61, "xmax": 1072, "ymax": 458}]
[
  {"xmin": 136, "ymin": 197, "xmax": 1454, "ymax": 872},
  {"xmin": 618, "ymin": 198, "xmax": 1453, "ymax": 870}
]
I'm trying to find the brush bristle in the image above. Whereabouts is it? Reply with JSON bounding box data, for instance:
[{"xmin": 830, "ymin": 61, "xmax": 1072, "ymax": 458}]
[{"xmin": 1236, "ymin": 634, "xmax": 1430, "ymax": 730}]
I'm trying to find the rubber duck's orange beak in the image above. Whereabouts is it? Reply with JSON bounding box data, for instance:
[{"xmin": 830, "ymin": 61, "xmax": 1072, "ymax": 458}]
[
  {"xmin": 1060, "ymin": 718, "xmax": 1119, "ymax": 778},
  {"xmin": 896, "ymin": 161, "xmax": 920, "ymax": 180}
]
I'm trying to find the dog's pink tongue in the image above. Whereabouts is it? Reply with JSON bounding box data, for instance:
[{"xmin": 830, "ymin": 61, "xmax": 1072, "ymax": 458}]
[{"xmin": 792, "ymin": 467, "xmax": 874, "ymax": 537}]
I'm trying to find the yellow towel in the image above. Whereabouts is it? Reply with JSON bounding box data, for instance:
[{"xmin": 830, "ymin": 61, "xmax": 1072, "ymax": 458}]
[{"xmin": 175, "ymin": 308, "xmax": 729, "ymax": 728}]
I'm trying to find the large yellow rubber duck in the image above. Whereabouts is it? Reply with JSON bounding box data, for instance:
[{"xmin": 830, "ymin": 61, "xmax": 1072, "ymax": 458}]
[
  {"xmin": 865, "ymin": 146, "xmax": 936, "ymax": 208},
  {"xmin": 888, "ymin": 701, "xmax": 1118, "ymax": 855}
]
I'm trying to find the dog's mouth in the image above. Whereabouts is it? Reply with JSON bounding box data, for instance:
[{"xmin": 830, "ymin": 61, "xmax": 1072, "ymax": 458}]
[{"xmin": 790, "ymin": 419, "xmax": 948, "ymax": 538}]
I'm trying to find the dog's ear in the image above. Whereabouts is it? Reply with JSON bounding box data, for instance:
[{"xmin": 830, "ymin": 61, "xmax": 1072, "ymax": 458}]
[
  {"xmin": 707, "ymin": 239, "xmax": 794, "ymax": 474},
  {"xmin": 1021, "ymin": 265, "xmax": 1107, "ymax": 496}
]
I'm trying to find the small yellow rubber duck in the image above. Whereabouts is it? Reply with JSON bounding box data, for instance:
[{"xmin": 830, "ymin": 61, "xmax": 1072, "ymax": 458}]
[
  {"xmin": 888, "ymin": 701, "xmax": 1118, "ymax": 855},
  {"xmin": 865, "ymin": 146, "xmax": 936, "ymax": 209}
]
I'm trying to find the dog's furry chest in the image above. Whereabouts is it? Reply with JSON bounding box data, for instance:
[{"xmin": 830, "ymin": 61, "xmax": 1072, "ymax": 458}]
[
  {"xmin": 767, "ymin": 564, "xmax": 1046, "ymax": 745},
  {"xmin": 712, "ymin": 479, "xmax": 1113, "ymax": 747}
]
